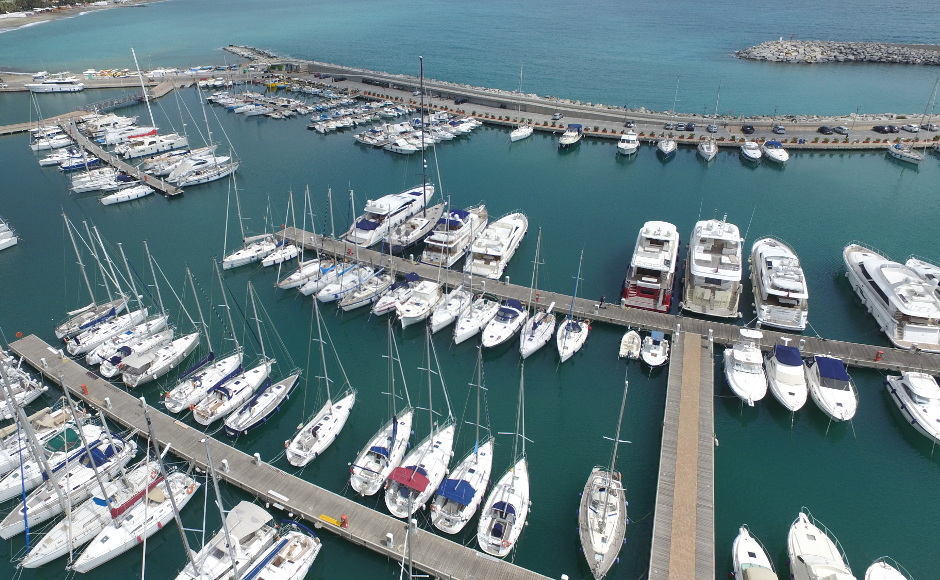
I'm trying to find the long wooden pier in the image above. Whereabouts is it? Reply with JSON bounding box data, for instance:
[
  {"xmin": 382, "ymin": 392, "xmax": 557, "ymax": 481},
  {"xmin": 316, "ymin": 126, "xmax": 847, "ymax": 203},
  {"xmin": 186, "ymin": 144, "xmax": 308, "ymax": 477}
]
[
  {"xmin": 648, "ymin": 332, "xmax": 715, "ymax": 579},
  {"xmin": 58, "ymin": 119, "xmax": 183, "ymax": 196},
  {"xmin": 280, "ymin": 227, "xmax": 940, "ymax": 374},
  {"xmin": 8, "ymin": 334, "xmax": 551, "ymax": 580}
]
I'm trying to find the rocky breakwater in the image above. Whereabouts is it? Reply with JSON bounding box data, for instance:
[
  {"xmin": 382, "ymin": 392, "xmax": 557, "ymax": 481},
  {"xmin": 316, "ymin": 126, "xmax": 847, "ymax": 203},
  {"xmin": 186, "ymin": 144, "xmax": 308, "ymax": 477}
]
[{"xmin": 736, "ymin": 40, "xmax": 940, "ymax": 65}]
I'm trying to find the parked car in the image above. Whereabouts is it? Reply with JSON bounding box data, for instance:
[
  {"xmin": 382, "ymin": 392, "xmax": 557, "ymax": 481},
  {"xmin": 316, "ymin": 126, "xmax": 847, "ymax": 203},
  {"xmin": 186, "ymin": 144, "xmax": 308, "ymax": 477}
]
[
  {"xmin": 742, "ymin": 124, "xmax": 755, "ymax": 134},
  {"xmin": 887, "ymin": 125, "xmax": 900, "ymax": 133},
  {"xmin": 624, "ymin": 119, "xmax": 635, "ymax": 128},
  {"xmin": 901, "ymin": 124, "xmax": 919, "ymax": 133},
  {"xmin": 817, "ymin": 126, "xmax": 834, "ymax": 135},
  {"xmin": 833, "ymin": 126, "xmax": 849, "ymax": 135},
  {"xmin": 552, "ymin": 112, "xmax": 564, "ymax": 120},
  {"xmin": 454, "ymin": 97, "xmax": 468, "ymax": 105},
  {"xmin": 706, "ymin": 124, "xmax": 719, "ymax": 133},
  {"xmin": 675, "ymin": 122, "xmax": 686, "ymax": 131},
  {"xmin": 664, "ymin": 121, "xmax": 674, "ymax": 130},
  {"xmin": 873, "ymin": 125, "xmax": 890, "ymax": 134},
  {"xmin": 921, "ymin": 123, "xmax": 939, "ymax": 131},
  {"xmin": 686, "ymin": 122, "xmax": 696, "ymax": 131},
  {"xmin": 772, "ymin": 125, "xmax": 786, "ymax": 134}
]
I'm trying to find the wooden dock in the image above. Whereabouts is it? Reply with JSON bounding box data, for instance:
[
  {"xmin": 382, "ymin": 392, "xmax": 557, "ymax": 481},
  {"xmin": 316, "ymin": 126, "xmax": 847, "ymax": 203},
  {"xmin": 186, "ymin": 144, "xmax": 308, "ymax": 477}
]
[
  {"xmin": 58, "ymin": 119, "xmax": 183, "ymax": 196},
  {"xmin": 8, "ymin": 334, "xmax": 551, "ymax": 580},
  {"xmin": 648, "ymin": 332, "xmax": 714, "ymax": 579},
  {"xmin": 280, "ymin": 227, "xmax": 940, "ymax": 374}
]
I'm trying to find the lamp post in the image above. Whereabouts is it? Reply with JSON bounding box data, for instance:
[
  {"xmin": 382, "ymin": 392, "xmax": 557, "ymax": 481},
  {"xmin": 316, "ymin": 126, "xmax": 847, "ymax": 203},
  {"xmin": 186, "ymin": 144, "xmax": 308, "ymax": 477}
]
[{"xmin": 851, "ymin": 104, "xmax": 860, "ymax": 133}]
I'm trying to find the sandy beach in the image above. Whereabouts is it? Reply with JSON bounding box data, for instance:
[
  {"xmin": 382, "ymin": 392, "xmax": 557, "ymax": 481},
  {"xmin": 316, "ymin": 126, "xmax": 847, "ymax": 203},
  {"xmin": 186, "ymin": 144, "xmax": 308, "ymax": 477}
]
[{"xmin": 0, "ymin": 0, "xmax": 156, "ymax": 33}]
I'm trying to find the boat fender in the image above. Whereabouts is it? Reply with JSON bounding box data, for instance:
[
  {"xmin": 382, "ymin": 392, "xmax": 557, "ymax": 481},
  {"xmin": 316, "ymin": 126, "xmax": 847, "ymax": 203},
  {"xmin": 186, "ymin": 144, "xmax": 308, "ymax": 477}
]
[
  {"xmin": 285, "ymin": 440, "xmax": 290, "ymax": 448},
  {"xmin": 347, "ymin": 248, "xmax": 353, "ymax": 256},
  {"xmin": 189, "ymin": 404, "xmax": 195, "ymax": 411},
  {"xmin": 187, "ymin": 484, "xmax": 196, "ymax": 494},
  {"xmin": 157, "ymin": 522, "xmax": 162, "ymax": 529},
  {"xmin": 430, "ymin": 504, "xmax": 436, "ymax": 511},
  {"xmin": 501, "ymin": 540, "xmax": 511, "ymax": 548},
  {"xmin": 137, "ymin": 535, "xmax": 143, "ymax": 544},
  {"xmin": 150, "ymin": 469, "xmax": 159, "ymax": 479}
]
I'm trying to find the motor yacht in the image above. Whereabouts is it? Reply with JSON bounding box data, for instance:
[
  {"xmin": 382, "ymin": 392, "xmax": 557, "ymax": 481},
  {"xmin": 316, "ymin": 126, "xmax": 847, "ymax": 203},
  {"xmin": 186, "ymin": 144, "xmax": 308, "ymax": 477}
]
[
  {"xmin": 420, "ymin": 205, "xmax": 488, "ymax": 268},
  {"xmin": 682, "ymin": 217, "xmax": 744, "ymax": 318},
  {"xmin": 806, "ymin": 355, "xmax": 858, "ymax": 421},
  {"xmin": 885, "ymin": 371, "xmax": 940, "ymax": 445},
  {"xmin": 617, "ymin": 131, "xmax": 639, "ymax": 155},
  {"xmin": 621, "ymin": 221, "xmax": 679, "ymax": 312},
  {"xmin": 339, "ymin": 270, "xmax": 394, "ymax": 311},
  {"xmin": 396, "ymin": 280, "xmax": 445, "ymax": 328},
  {"xmin": 344, "ymin": 184, "xmax": 434, "ymax": 247},
  {"xmin": 640, "ymin": 331, "xmax": 669, "ymax": 367},
  {"xmin": 619, "ymin": 329, "xmax": 641, "ymax": 359},
  {"xmin": 25, "ymin": 74, "xmax": 84, "ymax": 93},
  {"xmin": 481, "ymin": 299, "xmax": 528, "ymax": 348},
  {"xmin": 464, "ymin": 212, "xmax": 528, "ymax": 280},
  {"xmin": 864, "ymin": 558, "xmax": 910, "ymax": 580},
  {"xmin": 384, "ymin": 202, "xmax": 446, "ymax": 255},
  {"xmin": 723, "ymin": 329, "xmax": 767, "ymax": 406},
  {"xmin": 764, "ymin": 344, "xmax": 808, "ymax": 412},
  {"xmin": 732, "ymin": 525, "xmax": 776, "ymax": 580},
  {"xmin": 760, "ymin": 140, "xmax": 789, "ymax": 163},
  {"xmin": 787, "ymin": 509, "xmax": 857, "ymax": 580},
  {"xmin": 750, "ymin": 237, "xmax": 808, "ymax": 331},
  {"xmin": 558, "ymin": 124, "xmax": 583, "ymax": 148},
  {"xmin": 844, "ymin": 244, "xmax": 940, "ymax": 352},
  {"xmin": 739, "ymin": 140, "xmax": 762, "ymax": 162}
]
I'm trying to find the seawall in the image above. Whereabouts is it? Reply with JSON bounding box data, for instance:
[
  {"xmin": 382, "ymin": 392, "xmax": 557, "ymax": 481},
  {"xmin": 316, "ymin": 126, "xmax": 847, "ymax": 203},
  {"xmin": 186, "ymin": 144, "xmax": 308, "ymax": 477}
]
[{"xmin": 735, "ymin": 40, "xmax": 940, "ymax": 65}]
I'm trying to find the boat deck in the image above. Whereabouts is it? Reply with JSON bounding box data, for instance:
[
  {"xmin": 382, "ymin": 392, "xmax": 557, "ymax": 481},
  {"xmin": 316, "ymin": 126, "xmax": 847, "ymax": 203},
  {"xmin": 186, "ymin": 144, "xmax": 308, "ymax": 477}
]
[
  {"xmin": 648, "ymin": 332, "xmax": 714, "ymax": 579},
  {"xmin": 7, "ymin": 334, "xmax": 551, "ymax": 580},
  {"xmin": 58, "ymin": 119, "xmax": 183, "ymax": 196},
  {"xmin": 280, "ymin": 227, "xmax": 940, "ymax": 374}
]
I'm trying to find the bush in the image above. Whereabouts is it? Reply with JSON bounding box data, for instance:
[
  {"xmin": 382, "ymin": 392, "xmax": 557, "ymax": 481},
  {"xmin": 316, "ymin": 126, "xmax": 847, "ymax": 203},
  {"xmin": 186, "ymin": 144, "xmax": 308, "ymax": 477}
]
[
  {"xmin": 823, "ymin": 138, "xmax": 829, "ymax": 143},
  {"xmin": 813, "ymin": 137, "xmax": 819, "ymax": 143},
  {"xmin": 593, "ymin": 125, "xmax": 600, "ymax": 132},
  {"xmin": 864, "ymin": 137, "xmax": 870, "ymax": 142}
]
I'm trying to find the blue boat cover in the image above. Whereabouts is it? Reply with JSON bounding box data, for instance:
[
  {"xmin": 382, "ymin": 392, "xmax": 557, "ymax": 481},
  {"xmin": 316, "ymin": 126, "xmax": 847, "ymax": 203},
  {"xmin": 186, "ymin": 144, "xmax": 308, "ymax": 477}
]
[
  {"xmin": 207, "ymin": 383, "xmax": 233, "ymax": 398},
  {"xmin": 506, "ymin": 299, "xmax": 523, "ymax": 311},
  {"xmin": 651, "ymin": 330, "xmax": 664, "ymax": 343},
  {"xmin": 436, "ymin": 478, "xmax": 477, "ymax": 507},
  {"xmin": 404, "ymin": 272, "xmax": 421, "ymax": 282},
  {"xmin": 569, "ymin": 124, "xmax": 583, "ymax": 130},
  {"xmin": 766, "ymin": 140, "xmax": 783, "ymax": 147},
  {"xmin": 179, "ymin": 351, "xmax": 216, "ymax": 380},
  {"xmin": 815, "ymin": 356, "xmax": 850, "ymax": 381},
  {"xmin": 242, "ymin": 537, "xmax": 289, "ymax": 580},
  {"xmin": 88, "ymin": 443, "xmax": 118, "ymax": 467},
  {"xmin": 355, "ymin": 219, "xmax": 381, "ymax": 231},
  {"xmin": 774, "ymin": 345, "xmax": 802, "ymax": 366},
  {"xmin": 492, "ymin": 501, "xmax": 516, "ymax": 516},
  {"xmin": 369, "ymin": 446, "xmax": 390, "ymax": 458},
  {"xmin": 79, "ymin": 307, "xmax": 116, "ymax": 331}
]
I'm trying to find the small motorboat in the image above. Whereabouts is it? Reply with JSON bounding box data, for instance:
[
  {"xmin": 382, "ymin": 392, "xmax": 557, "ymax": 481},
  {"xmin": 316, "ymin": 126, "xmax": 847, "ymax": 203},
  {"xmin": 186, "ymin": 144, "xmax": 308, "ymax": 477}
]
[
  {"xmin": 884, "ymin": 371, "xmax": 940, "ymax": 445},
  {"xmin": 760, "ymin": 140, "xmax": 789, "ymax": 163},
  {"xmin": 732, "ymin": 525, "xmax": 776, "ymax": 580},
  {"xmin": 619, "ymin": 329, "xmax": 641, "ymax": 359},
  {"xmin": 723, "ymin": 329, "xmax": 766, "ymax": 406},
  {"xmin": 617, "ymin": 131, "xmax": 639, "ymax": 155},
  {"xmin": 764, "ymin": 344, "xmax": 808, "ymax": 412},
  {"xmin": 739, "ymin": 140, "xmax": 762, "ymax": 163},
  {"xmin": 640, "ymin": 331, "xmax": 669, "ymax": 367},
  {"xmin": 864, "ymin": 557, "xmax": 910, "ymax": 580},
  {"xmin": 806, "ymin": 355, "xmax": 858, "ymax": 421}
]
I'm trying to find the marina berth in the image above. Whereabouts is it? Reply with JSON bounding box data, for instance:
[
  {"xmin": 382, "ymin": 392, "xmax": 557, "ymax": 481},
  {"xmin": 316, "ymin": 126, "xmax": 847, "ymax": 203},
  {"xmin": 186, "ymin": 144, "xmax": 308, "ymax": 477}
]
[
  {"xmin": 277, "ymin": 256, "xmax": 335, "ymax": 290},
  {"xmin": 884, "ymin": 372, "xmax": 940, "ymax": 445},
  {"xmin": 764, "ymin": 344, "xmax": 809, "ymax": 412},
  {"xmin": 732, "ymin": 525, "xmax": 776, "ymax": 580},
  {"xmin": 419, "ymin": 204, "xmax": 488, "ymax": 268},
  {"xmin": 681, "ymin": 217, "xmax": 744, "ymax": 319},
  {"xmin": 464, "ymin": 211, "xmax": 528, "ymax": 280},
  {"xmin": 97, "ymin": 328, "xmax": 173, "ymax": 378},
  {"xmin": 163, "ymin": 351, "xmax": 243, "ymax": 413},
  {"xmin": 558, "ymin": 123, "xmax": 583, "ymax": 148},
  {"xmin": 192, "ymin": 360, "xmax": 273, "ymax": 426},
  {"xmin": 284, "ymin": 390, "xmax": 356, "ymax": 466},
  {"xmin": 120, "ymin": 331, "xmax": 201, "ymax": 387},
  {"xmin": 620, "ymin": 221, "xmax": 680, "ymax": 313},
  {"xmin": 844, "ymin": 244, "xmax": 940, "ymax": 352},
  {"xmin": 222, "ymin": 233, "xmax": 278, "ymax": 270},
  {"xmin": 316, "ymin": 264, "xmax": 376, "ymax": 303},
  {"xmin": 787, "ymin": 509, "xmax": 857, "ymax": 580},
  {"xmin": 261, "ymin": 239, "xmax": 299, "ymax": 267},
  {"xmin": 371, "ymin": 272, "xmax": 421, "ymax": 316},
  {"xmin": 806, "ymin": 355, "xmax": 858, "ymax": 421},
  {"xmin": 65, "ymin": 306, "xmax": 149, "ymax": 356},
  {"xmin": 519, "ymin": 302, "xmax": 556, "ymax": 359},
  {"xmin": 339, "ymin": 269, "xmax": 394, "ymax": 311},
  {"xmin": 344, "ymin": 184, "xmax": 434, "ymax": 247},
  {"xmin": 750, "ymin": 237, "xmax": 809, "ymax": 331},
  {"xmin": 723, "ymin": 329, "xmax": 767, "ymax": 406}
]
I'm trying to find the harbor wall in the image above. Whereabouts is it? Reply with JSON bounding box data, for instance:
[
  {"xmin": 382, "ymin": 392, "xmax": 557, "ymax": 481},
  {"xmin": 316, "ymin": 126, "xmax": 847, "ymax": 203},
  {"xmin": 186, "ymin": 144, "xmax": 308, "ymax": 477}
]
[{"xmin": 735, "ymin": 40, "xmax": 940, "ymax": 65}]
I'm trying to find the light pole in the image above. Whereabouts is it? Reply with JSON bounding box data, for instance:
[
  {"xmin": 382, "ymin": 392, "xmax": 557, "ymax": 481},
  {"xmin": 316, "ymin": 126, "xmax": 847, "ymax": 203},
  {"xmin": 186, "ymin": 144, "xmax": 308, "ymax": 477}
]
[{"xmin": 851, "ymin": 104, "xmax": 860, "ymax": 133}]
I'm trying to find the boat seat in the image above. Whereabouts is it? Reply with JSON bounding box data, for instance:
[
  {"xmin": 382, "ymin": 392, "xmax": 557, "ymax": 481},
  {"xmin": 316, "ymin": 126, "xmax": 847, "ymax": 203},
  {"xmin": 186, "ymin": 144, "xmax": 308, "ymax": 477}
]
[{"xmin": 491, "ymin": 522, "xmax": 504, "ymax": 537}]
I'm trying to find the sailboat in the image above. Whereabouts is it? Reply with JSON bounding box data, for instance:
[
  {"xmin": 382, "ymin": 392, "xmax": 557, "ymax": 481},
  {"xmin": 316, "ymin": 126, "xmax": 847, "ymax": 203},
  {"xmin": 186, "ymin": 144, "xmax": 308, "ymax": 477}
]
[
  {"xmin": 509, "ymin": 63, "xmax": 534, "ymax": 142},
  {"xmin": 115, "ymin": 49, "xmax": 188, "ymax": 159},
  {"xmin": 262, "ymin": 193, "xmax": 300, "ymax": 267},
  {"xmin": 477, "ymin": 362, "xmax": 530, "ymax": 557},
  {"xmin": 453, "ymin": 293, "xmax": 500, "ymax": 345},
  {"xmin": 384, "ymin": 328, "xmax": 455, "ymax": 518},
  {"xmin": 277, "ymin": 187, "xmax": 337, "ymax": 290},
  {"xmin": 431, "ymin": 347, "xmax": 494, "ymax": 534},
  {"xmin": 429, "ymin": 281, "xmax": 474, "ymax": 334},
  {"xmin": 557, "ymin": 250, "xmax": 590, "ymax": 363},
  {"xmin": 657, "ymin": 77, "xmax": 680, "ymax": 159},
  {"xmin": 285, "ymin": 298, "xmax": 356, "ymax": 466},
  {"xmin": 221, "ymin": 178, "xmax": 277, "ymax": 270},
  {"xmin": 520, "ymin": 229, "xmax": 556, "ymax": 358},
  {"xmin": 349, "ymin": 320, "xmax": 414, "ymax": 496},
  {"xmin": 698, "ymin": 82, "xmax": 720, "ymax": 162},
  {"xmin": 578, "ymin": 375, "xmax": 630, "ymax": 579},
  {"xmin": 239, "ymin": 521, "xmax": 322, "ymax": 580}
]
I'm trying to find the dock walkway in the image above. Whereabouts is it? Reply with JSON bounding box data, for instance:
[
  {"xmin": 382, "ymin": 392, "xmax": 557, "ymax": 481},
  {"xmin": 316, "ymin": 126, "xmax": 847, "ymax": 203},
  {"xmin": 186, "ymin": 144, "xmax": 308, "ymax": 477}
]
[
  {"xmin": 8, "ymin": 334, "xmax": 551, "ymax": 580},
  {"xmin": 280, "ymin": 227, "xmax": 940, "ymax": 374},
  {"xmin": 58, "ymin": 119, "xmax": 182, "ymax": 196},
  {"xmin": 648, "ymin": 332, "xmax": 715, "ymax": 579}
]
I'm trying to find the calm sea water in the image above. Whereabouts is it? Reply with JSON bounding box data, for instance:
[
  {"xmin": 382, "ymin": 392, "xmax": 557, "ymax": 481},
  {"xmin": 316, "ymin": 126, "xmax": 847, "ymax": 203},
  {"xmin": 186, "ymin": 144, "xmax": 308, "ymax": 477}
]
[{"xmin": 1, "ymin": 2, "xmax": 939, "ymax": 580}]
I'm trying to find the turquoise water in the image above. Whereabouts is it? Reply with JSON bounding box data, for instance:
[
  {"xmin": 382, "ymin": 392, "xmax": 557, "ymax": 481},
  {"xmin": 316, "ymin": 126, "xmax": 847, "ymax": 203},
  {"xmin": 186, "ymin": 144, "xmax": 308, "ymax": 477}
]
[{"xmin": 1, "ymin": 2, "xmax": 940, "ymax": 579}]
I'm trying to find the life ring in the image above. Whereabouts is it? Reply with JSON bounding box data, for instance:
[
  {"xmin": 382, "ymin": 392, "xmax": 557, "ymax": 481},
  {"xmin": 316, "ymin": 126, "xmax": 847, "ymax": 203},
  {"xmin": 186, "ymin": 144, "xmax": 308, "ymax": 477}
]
[
  {"xmin": 189, "ymin": 404, "xmax": 195, "ymax": 411},
  {"xmin": 186, "ymin": 484, "xmax": 195, "ymax": 494},
  {"xmin": 430, "ymin": 504, "xmax": 437, "ymax": 511},
  {"xmin": 501, "ymin": 540, "xmax": 511, "ymax": 548},
  {"xmin": 284, "ymin": 440, "xmax": 290, "ymax": 448},
  {"xmin": 347, "ymin": 248, "xmax": 353, "ymax": 256},
  {"xmin": 150, "ymin": 469, "xmax": 159, "ymax": 479}
]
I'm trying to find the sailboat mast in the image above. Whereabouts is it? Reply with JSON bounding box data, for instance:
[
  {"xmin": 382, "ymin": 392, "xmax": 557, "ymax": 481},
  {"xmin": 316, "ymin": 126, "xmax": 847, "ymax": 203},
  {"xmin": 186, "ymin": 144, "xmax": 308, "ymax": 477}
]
[
  {"xmin": 188, "ymin": 267, "xmax": 212, "ymax": 354},
  {"xmin": 426, "ymin": 325, "xmax": 433, "ymax": 433},
  {"xmin": 117, "ymin": 243, "xmax": 140, "ymax": 303},
  {"xmin": 474, "ymin": 346, "xmax": 483, "ymax": 461},
  {"xmin": 714, "ymin": 81, "xmax": 721, "ymax": 117},
  {"xmin": 202, "ymin": 438, "xmax": 237, "ymax": 579},
  {"xmin": 84, "ymin": 221, "xmax": 115, "ymax": 303},
  {"xmin": 137, "ymin": 397, "xmax": 198, "ymax": 572},
  {"xmin": 64, "ymin": 214, "xmax": 96, "ymax": 303},
  {"xmin": 567, "ymin": 250, "xmax": 583, "ymax": 320},
  {"xmin": 131, "ymin": 48, "xmax": 157, "ymax": 131},
  {"xmin": 144, "ymin": 240, "xmax": 165, "ymax": 315},
  {"xmin": 93, "ymin": 227, "xmax": 122, "ymax": 300},
  {"xmin": 248, "ymin": 282, "xmax": 266, "ymax": 361},
  {"xmin": 391, "ymin": 325, "xmax": 412, "ymax": 409},
  {"xmin": 313, "ymin": 297, "xmax": 331, "ymax": 401},
  {"xmin": 671, "ymin": 76, "xmax": 680, "ymax": 116},
  {"xmin": 215, "ymin": 261, "xmax": 240, "ymax": 354},
  {"xmin": 609, "ymin": 378, "xmax": 629, "ymax": 474},
  {"xmin": 419, "ymin": 56, "xmax": 427, "ymax": 217},
  {"xmin": 526, "ymin": 228, "xmax": 542, "ymax": 315}
]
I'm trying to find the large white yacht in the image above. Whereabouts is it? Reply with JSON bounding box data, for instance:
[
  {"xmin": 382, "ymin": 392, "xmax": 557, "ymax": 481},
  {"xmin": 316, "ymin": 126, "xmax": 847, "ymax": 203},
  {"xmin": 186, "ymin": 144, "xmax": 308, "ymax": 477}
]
[
  {"xmin": 420, "ymin": 205, "xmax": 488, "ymax": 268},
  {"xmin": 723, "ymin": 329, "xmax": 767, "ymax": 406},
  {"xmin": 750, "ymin": 237, "xmax": 808, "ymax": 331},
  {"xmin": 25, "ymin": 74, "xmax": 84, "ymax": 93},
  {"xmin": 344, "ymin": 184, "xmax": 434, "ymax": 247},
  {"xmin": 787, "ymin": 509, "xmax": 857, "ymax": 580},
  {"xmin": 621, "ymin": 221, "xmax": 679, "ymax": 312},
  {"xmin": 682, "ymin": 217, "xmax": 744, "ymax": 318},
  {"xmin": 764, "ymin": 344, "xmax": 808, "ymax": 412},
  {"xmin": 806, "ymin": 355, "xmax": 858, "ymax": 422},
  {"xmin": 616, "ymin": 131, "xmax": 639, "ymax": 155},
  {"xmin": 844, "ymin": 244, "xmax": 940, "ymax": 352},
  {"xmin": 464, "ymin": 212, "xmax": 528, "ymax": 280},
  {"xmin": 885, "ymin": 371, "xmax": 940, "ymax": 445}
]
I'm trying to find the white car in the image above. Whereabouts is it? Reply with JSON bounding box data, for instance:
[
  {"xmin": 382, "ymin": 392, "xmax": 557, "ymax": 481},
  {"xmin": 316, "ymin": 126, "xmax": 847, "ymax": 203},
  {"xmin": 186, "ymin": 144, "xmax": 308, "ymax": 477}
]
[
  {"xmin": 833, "ymin": 126, "xmax": 849, "ymax": 135},
  {"xmin": 901, "ymin": 123, "xmax": 919, "ymax": 133},
  {"xmin": 921, "ymin": 123, "xmax": 939, "ymax": 132}
]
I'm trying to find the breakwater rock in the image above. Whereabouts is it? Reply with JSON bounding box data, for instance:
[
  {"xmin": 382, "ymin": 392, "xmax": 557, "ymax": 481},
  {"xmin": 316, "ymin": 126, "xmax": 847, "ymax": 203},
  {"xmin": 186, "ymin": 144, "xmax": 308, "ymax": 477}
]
[{"xmin": 735, "ymin": 40, "xmax": 940, "ymax": 65}]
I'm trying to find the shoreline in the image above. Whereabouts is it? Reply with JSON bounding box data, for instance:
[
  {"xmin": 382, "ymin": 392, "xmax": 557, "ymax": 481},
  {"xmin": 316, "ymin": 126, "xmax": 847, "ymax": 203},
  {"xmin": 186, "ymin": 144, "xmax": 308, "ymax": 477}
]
[{"xmin": 0, "ymin": 0, "xmax": 158, "ymax": 34}]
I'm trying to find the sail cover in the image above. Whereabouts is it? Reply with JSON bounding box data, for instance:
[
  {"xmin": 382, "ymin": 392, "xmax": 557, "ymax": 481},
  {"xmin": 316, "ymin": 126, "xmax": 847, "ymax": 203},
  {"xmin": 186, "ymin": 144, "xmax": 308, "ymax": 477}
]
[
  {"xmin": 436, "ymin": 478, "xmax": 476, "ymax": 507},
  {"xmin": 388, "ymin": 466, "xmax": 430, "ymax": 492}
]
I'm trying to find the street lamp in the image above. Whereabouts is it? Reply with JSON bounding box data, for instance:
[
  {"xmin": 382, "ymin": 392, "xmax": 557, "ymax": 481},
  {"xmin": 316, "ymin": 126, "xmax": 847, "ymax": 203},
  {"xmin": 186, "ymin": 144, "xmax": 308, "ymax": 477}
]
[{"xmin": 851, "ymin": 105, "xmax": 860, "ymax": 133}]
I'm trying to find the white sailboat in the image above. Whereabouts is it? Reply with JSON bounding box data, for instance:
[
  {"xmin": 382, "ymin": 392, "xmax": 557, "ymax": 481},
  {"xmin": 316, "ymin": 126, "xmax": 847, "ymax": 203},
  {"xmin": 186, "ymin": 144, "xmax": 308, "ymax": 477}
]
[
  {"xmin": 349, "ymin": 321, "xmax": 414, "ymax": 496},
  {"xmin": 431, "ymin": 347, "xmax": 494, "ymax": 534},
  {"xmin": 657, "ymin": 78, "xmax": 680, "ymax": 159},
  {"xmin": 372, "ymin": 272, "xmax": 422, "ymax": 316},
  {"xmin": 477, "ymin": 362, "xmax": 530, "ymax": 557},
  {"xmin": 557, "ymin": 250, "xmax": 590, "ymax": 363},
  {"xmin": 286, "ymin": 299, "xmax": 356, "ymax": 466},
  {"xmin": 700, "ymin": 83, "xmax": 720, "ymax": 163},
  {"xmin": 509, "ymin": 63, "xmax": 534, "ymax": 142},
  {"xmin": 429, "ymin": 282, "xmax": 473, "ymax": 334},
  {"xmin": 221, "ymin": 179, "xmax": 277, "ymax": 270},
  {"xmin": 578, "ymin": 375, "xmax": 630, "ymax": 579},
  {"xmin": 224, "ymin": 371, "xmax": 301, "ymax": 437},
  {"xmin": 520, "ymin": 230, "xmax": 556, "ymax": 358},
  {"xmin": 97, "ymin": 328, "xmax": 173, "ymax": 378},
  {"xmin": 454, "ymin": 294, "xmax": 500, "ymax": 344},
  {"xmin": 239, "ymin": 522, "xmax": 322, "ymax": 580},
  {"xmin": 384, "ymin": 329, "xmax": 455, "ymax": 518}
]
